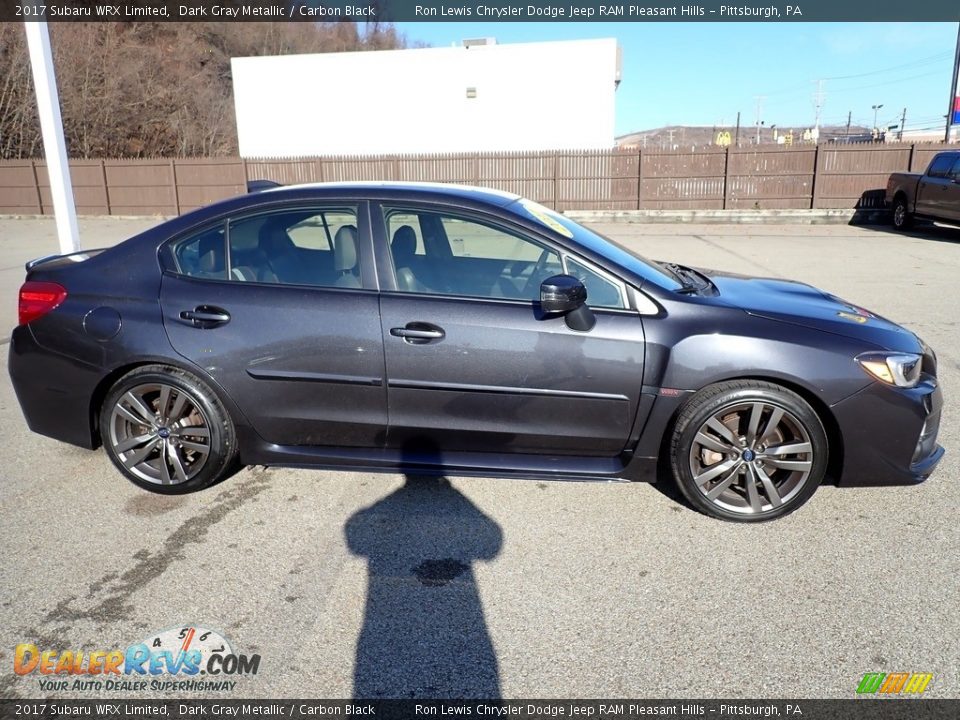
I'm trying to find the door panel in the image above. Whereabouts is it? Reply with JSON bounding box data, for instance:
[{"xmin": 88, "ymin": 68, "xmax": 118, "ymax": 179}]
[
  {"xmin": 379, "ymin": 294, "xmax": 645, "ymax": 457},
  {"xmin": 158, "ymin": 204, "xmax": 386, "ymax": 448},
  {"xmin": 161, "ymin": 276, "xmax": 387, "ymax": 447},
  {"xmin": 944, "ymin": 158, "xmax": 960, "ymax": 221},
  {"xmin": 917, "ymin": 177, "xmax": 952, "ymax": 218},
  {"xmin": 917, "ymin": 154, "xmax": 958, "ymax": 217}
]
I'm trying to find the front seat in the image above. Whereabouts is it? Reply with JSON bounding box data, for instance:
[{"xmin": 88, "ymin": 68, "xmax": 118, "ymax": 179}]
[
  {"xmin": 391, "ymin": 225, "xmax": 426, "ymax": 293},
  {"xmin": 333, "ymin": 225, "xmax": 361, "ymax": 288}
]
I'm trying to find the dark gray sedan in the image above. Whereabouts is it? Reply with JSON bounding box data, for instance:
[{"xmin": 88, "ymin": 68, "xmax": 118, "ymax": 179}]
[{"xmin": 8, "ymin": 183, "xmax": 944, "ymax": 521}]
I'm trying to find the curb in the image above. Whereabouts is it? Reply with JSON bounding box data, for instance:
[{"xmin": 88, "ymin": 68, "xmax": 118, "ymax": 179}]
[
  {"xmin": 0, "ymin": 210, "xmax": 893, "ymax": 226},
  {"xmin": 563, "ymin": 208, "xmax": 891, "ymax": 225},
  {"xmin": 0, "ymin": 214, "xmax": 171, "ymax": 221}
]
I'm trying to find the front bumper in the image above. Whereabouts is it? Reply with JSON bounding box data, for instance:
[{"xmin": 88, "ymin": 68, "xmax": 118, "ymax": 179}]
[{"xmin": 831, "ymin": 375, "xmax": 944, "ymax": 486}]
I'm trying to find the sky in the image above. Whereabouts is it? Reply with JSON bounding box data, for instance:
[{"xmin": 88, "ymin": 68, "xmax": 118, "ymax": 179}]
[{"xmin": 394, "ymin": 22, "xmax": 960, "ymax": 136}]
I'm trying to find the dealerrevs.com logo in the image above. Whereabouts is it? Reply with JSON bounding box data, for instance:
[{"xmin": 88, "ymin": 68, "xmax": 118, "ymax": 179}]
[
  {"xmin": 856, "ymin": 672, "xmax": 933, "ymax": 696},
  {"xmin": 13, "ymin": 625, "xmax": 260, "ymax": 693}
]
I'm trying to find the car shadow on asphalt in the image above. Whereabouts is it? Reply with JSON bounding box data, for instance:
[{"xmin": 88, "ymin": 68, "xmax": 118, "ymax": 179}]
[
  {"xmin": 648, "ymin": 453, "xmax": 697, "ymax": 514},
  {"xmin": 345, "ymin": 443, "xmax": 504, "ymax": 699},
  {"xmin": 855, "ymin": 220, "xmax": 960, "ymax": 244}
]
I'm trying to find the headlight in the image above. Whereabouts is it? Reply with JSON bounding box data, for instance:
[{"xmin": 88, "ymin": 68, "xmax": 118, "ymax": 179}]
[{"xmin": 856, "ymin": 352, "xmax": 922, "ymax": 388}]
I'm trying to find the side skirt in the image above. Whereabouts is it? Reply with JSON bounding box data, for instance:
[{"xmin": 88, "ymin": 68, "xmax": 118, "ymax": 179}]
[{"xmin": 237, "ymin": 431, "xmax": 654, "ymax": 483}]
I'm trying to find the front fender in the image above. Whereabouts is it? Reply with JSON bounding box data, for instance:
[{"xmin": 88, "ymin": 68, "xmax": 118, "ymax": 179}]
[{"xmin": 642, "ymin": 306, "xmax": 875, "ymax": 405}]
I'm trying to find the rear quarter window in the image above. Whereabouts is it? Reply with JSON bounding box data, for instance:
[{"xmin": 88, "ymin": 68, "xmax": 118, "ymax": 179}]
[{"xmin": 171, "ymin": 224, "xmax": 227, "ymax": 280}]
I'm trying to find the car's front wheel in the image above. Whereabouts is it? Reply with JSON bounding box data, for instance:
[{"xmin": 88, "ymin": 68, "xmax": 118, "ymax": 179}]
[
  {"xmin": 100, "ymin": 365, "xmax": 238, "ymax": 493},
  {"xmin": 670, "ymin": 380, "xmax": 828, "ymax": 522}
]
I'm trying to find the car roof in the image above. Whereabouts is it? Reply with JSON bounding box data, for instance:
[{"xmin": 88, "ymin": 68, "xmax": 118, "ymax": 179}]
[
  {"xmin": 121, "ymin": 181, "xmax": 527, "ymax": 256},
  {"xmin": 262, "ymin": 181, "xmax": 522, "ymax": 207}
]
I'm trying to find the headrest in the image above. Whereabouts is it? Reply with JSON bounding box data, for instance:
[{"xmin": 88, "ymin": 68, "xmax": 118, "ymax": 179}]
[
  {"xmin": 391, "ymin": 225, "xmax": 417, "ymax": 266},
  {"xmin": 197, "ymin": 234, "xmax": 224, "ymax": 272},
  {"xmin": 334, "ymin": 225, "xmax": 358, "ymax": 272},
  {"xmin": 258, "ymin": 220, "xmax": 295, "ymax": 253}
]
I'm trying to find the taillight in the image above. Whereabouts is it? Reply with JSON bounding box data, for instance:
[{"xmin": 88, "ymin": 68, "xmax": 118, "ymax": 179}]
[{"xmin": 18, "ymin": 281, "xmax": 67, "ymax": 326}]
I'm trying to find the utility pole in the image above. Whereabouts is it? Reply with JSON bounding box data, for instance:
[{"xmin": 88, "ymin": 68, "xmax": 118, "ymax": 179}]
[
  {"xmin": 946, "ymin": 22, "xmax": 960, "ymax": 142},
  {"xmin": 754, "ymin": 96, "xmax": 764, "ymax": 144},
  {"xmin": 813, "ymin": 80, "xmax": 825, "ymax": 143},
  {"xmin": 845, "ymin": 111, "xmax": 852, "ymax": 138},
  {"xmin": 899, "ymin": 108, "xmax": 907, "ymax": 142},
  {"xmin": 872, "ymin": 104, "xmax": 884, "ymax": 139},
  {"xmin": 734, "ymin": 111, "xmax": 741, "ymax": 147}
]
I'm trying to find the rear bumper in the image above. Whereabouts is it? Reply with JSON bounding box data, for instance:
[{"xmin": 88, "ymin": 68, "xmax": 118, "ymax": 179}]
[
  {"xmin": 831, "ymin": 376, "xmax": 944, "ymax": 486},
  {"xmin": 8, "ymin": 325, "xmax": 99, "ymax": 449}
]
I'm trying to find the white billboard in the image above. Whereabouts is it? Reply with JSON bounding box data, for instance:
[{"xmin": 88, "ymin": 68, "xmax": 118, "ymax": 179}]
[{"xmin": 231, "ymin": 39, "xmax": 620, "ymax": 157}]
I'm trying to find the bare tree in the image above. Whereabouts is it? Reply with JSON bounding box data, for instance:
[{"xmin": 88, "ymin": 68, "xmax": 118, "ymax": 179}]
[{"xmin": 0, "ymin": 21, "xmax": 411, "ymax": 159}]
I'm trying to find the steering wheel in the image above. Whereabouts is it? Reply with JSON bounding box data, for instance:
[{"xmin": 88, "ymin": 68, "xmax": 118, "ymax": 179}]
[{"xmin": 522, "ymin": 249, "xmax": 554, "ymax": 297}]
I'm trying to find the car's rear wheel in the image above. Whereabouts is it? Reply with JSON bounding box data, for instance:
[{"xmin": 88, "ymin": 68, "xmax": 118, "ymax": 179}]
[
  {"xmin": 670, "ymin": 381, "xmax": 828, "ymax": 522},
  {"xmin": 892, "ymin": 196, "xmax": 913, "ymax": 231},
  {"xmin": 100, "ymin": 365, "xmax": 238, "ymax": 494}
]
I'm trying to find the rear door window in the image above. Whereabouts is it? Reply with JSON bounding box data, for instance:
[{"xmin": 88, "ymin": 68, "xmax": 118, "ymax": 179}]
[
  {"xmin": 228, "ymin": 208, "xmax": 358, "ymax": 286},
  {"xmin": 948, "ymin": 158, "xmax": 960, "ymax": 180},
  {"xmin": 927, "ymin": 154, "xmax": 957, "ymax": 178},
  {"xmin": 168, "ymin": 207, "xmax": 360, "ymax": 288}
]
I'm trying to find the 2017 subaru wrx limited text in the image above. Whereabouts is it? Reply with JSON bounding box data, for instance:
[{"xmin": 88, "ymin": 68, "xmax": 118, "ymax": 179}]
[{"xmin": 8, "ymin": 183, "xmax": 944, "ymax": 521}]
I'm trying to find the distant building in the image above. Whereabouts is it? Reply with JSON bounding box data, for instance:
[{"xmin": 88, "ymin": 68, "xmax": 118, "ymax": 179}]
[
  {"xmin": 231, "ymin": 38, "xmax": 621, "ymax": 158},
  {"xmin": 887, "ymin": 129, "xmax": 949, "ymax": 143}
]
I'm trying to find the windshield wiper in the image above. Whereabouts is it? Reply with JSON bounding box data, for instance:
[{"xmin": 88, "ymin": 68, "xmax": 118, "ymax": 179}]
[{"xmin": 662, "ymin": 262, "xmax": 703, "ymax": 293}]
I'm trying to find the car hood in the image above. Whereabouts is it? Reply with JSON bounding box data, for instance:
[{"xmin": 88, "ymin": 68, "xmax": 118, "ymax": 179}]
[{"xmin": 701, "ymin": 269, "xmax": 923, "ymax": 354}]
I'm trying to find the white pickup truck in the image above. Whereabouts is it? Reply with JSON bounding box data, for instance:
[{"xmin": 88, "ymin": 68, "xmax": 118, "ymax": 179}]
[{"xmin": 886, "ymin": 151, "xmax": 960, "ymax": 230}]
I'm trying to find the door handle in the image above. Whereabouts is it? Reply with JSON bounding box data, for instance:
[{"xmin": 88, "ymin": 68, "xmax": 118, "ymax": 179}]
[
  {"xmin": 390, "ymin": 322, "xmax": 445, "ymax": 344},
  {"xmin": 180, "ymin": 305, "xmax": 231, "ymax": 328}
]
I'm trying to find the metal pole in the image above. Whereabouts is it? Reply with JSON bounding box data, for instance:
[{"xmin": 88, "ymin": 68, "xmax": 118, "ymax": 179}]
[
  {"xmin": 24, "ymin": 21, "xmax": 80, "ymax": 253},
  {"xmin": 946, "ymin": 22, "xmax": 960, "ymax": 143},
  {"xmin": 813, "ymin": 80, "xmax": 824, "ymax": 141}
]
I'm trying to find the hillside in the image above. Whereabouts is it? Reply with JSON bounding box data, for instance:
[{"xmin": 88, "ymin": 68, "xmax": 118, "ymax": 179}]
[
  {"xmin": 616, "ymin": 124, "xmax": 876, "ymax": 149},
  {"xmin": 0, "ymin": 22, "xmax": 409, "ymax": 159}
]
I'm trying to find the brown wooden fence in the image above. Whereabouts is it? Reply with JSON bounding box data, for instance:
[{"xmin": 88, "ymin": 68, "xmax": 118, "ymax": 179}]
[{"xmin": 0, "ymin": 144, "xmax": 952, "ymax": 216}]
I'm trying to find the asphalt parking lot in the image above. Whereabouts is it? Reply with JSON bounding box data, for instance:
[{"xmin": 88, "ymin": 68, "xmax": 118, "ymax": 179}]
[{"xmin": 0, "ymin": 216, "xmax": 957, "ymax": 700}]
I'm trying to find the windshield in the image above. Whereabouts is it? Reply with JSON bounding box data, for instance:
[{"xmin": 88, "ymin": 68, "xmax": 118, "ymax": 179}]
[{"xmin": 509, "ymin": 199, "xmax": 683, "ymax": 291}]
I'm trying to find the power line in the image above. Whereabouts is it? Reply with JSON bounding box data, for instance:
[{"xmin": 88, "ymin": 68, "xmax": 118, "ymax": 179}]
[
  {"xmin": 754, "ymin": 53, "xmax": 952, "ymax": 103},
  {"xmin": 822, "ymin": 52, "xmax": 952, "ymax": 81},
  {"xmin": 834, "ymin": 70, "xmax": 945, "ymax": 93}
]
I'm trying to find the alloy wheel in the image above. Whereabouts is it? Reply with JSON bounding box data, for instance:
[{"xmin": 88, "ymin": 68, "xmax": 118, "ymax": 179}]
[
  {"xmin": 107, "ymin": 382, "xmax": 212, "ymax": 485},
  {"xmin": 687, "ymin": 401, "xmax": 814, "ymax": 516},
  {"xmin": 893, "ymin": 203, "xmax": 906, "ymax": 227}
]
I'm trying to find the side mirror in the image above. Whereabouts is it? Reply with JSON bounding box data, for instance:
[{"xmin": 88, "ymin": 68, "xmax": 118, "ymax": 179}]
[{"xmin": 540, "ymin": 274, "xmax": 596, "ymax": 332}]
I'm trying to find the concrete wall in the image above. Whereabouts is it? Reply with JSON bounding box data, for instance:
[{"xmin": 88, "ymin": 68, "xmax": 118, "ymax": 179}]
[{"xmin": 231, "ymin": 39, "xmax": 620, "ymax": 157}]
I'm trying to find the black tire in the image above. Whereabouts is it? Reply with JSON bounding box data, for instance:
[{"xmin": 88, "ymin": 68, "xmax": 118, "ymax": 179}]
[
  {"xmin": 891, "ymin": 196, "xmax": 913, "ymax": 231},
  {"xmin": 670, "ymin": 380, "xmax": 828, "ymax": 522},
  {"xmin": 99, "ymin": 364, "xmax": 238, "ymax": 494}
]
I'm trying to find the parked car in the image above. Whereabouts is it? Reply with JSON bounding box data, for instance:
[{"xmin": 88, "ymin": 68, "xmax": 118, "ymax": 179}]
[
  {"xmin": 9, "ymin": 183, "xmax": 943, "ymax": 521},
  {"xmin": 887, "ymin": 151, "xmax": 960, "ymax": 230}
]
